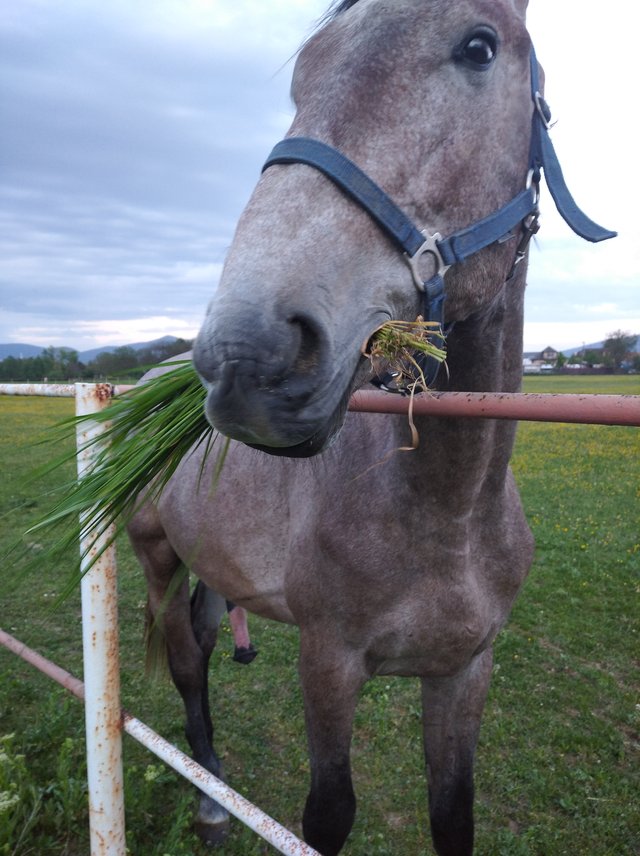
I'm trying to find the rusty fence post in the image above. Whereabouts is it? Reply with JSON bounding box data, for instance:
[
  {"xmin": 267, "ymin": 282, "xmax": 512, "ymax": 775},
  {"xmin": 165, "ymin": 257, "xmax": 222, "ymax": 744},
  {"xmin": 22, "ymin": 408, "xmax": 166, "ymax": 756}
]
[{"xmin": 75, "ymin": 383, "xmax": 126, "ymax": 855}]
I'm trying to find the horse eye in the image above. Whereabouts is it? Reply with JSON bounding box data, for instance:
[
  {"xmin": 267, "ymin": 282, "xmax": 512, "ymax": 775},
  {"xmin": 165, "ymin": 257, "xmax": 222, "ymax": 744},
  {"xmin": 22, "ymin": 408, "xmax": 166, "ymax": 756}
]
[{"xmin": 457, "ymin": 29, "xmax": 498, "ymax": 70}]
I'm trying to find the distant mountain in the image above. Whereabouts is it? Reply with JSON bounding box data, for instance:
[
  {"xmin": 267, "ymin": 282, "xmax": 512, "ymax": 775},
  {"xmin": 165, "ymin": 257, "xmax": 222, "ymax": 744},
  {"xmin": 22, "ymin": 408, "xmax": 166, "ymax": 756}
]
[
  {"xmin": 0, "ymin": 336, "xmax": 182, "ymax": 362},
  {"xmin": 78, "ymin": 336, "xmax": 181, "ymax": 363},
  {"xmin": 562, "ymin": 335, "xmax": 639, "ymax": 357},
  {"xmin": 0, "ymin": 342, "xmax": 45, "ymax": 360},
  {"xmin": 560, "ymin": 340, "xmax": 602, "ymax": 357}
]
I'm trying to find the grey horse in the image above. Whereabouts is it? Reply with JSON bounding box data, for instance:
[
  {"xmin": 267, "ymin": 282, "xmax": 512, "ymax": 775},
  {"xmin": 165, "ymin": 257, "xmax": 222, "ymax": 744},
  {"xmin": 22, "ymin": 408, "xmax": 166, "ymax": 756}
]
[{"xmin": 128, "ymin": 1, "xmax": 614, "ymax": 853}]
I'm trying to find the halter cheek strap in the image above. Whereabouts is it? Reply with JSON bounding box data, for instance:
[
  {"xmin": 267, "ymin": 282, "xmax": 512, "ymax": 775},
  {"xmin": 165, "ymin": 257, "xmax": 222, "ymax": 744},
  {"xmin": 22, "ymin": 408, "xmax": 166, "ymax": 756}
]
[{"xmin": 262, "ymin": 45, "xmax": 616, "ymax": 390}]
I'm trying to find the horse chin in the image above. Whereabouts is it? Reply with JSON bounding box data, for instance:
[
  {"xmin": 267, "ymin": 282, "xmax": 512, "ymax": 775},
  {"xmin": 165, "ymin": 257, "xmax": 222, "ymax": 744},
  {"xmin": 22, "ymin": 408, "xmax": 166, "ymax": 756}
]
[
  {"xmin": 201, "ymin": 361, "xmax": 360, "ymax": 458},
  {"xmin": 246, "ymin": 383, "xmax": 352, "ymax": 458},
  {"xmin": 200, "ymin": 352, "xmax": 370, "ymax": 458}
]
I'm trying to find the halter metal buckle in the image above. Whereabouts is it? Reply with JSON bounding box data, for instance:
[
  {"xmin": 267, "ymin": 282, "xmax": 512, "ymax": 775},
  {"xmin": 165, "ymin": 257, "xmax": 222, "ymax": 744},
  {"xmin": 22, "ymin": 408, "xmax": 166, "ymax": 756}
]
[
  {"xmin": 405, "ymin": 231, "xmax": 450, "ymax": 291},
  {"xmin": 505, "ymin": 195, "xmax": 540, "ymax": 281},
  {"xmin": 534, "ymin": 92, "xmax": 556, "ymax": 131}
]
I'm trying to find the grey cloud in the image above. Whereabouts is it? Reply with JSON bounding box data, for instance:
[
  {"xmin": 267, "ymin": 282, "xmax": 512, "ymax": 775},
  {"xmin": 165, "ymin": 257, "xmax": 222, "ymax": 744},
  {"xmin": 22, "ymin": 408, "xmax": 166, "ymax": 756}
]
[
  {"xmin": 2, "ymin": 1, "xmax": 636, "ymax": 351},
  {"xmin": 0, "ymin": 1, "xmax": 301, "ymax": 344}
]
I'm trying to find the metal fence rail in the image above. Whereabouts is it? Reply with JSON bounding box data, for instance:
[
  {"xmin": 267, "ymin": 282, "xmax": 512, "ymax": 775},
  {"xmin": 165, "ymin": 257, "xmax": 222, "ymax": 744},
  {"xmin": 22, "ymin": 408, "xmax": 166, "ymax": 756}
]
[
  {"xmin": 0, "ymin": 628, "xmax": 319, "ymax": 855},
  {"xmin": 349, "ymin": 389, "xmax": 640, "ymax": 426},
  {"xmin": 3, "ymin": 383, "xmax": 639, "ymax": 426}
]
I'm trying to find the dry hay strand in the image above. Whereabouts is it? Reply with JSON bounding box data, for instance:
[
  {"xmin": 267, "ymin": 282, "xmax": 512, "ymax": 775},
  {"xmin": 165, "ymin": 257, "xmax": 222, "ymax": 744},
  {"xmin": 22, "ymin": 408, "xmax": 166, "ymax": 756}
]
[
  {"xmin": 357, "ymin": 318, "xmax": 447, "ymax": 468},
  {"xmin": 363, "ymin": 317, "xmax": 447, "ymax": 394}
]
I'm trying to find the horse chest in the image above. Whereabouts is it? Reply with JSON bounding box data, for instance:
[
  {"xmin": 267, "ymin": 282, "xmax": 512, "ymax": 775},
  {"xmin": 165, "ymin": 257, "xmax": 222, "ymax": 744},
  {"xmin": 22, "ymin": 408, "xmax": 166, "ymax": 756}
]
[
  {"xmin": 287, "ymin": 520, "xmax": 498, "ymax": 677},
  {"xmin": 365, "ymin": 580, "xmax": 497, "ymax": 678}
]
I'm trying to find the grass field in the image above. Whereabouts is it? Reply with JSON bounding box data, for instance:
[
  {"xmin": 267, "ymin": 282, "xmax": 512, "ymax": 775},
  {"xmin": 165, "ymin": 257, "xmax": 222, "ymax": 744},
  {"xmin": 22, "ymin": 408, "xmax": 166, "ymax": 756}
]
[{"xmin": 1, "ymin": 376, "xmax": 638, "ymax": 855}]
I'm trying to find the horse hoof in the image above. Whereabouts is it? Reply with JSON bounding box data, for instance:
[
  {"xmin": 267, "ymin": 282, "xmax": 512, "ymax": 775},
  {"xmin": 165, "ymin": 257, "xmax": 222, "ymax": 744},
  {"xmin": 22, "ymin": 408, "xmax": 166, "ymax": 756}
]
[
  {"xmin": 196, "ymin": 795, "xmax": 230, "ymax": 846},
  {"xmin": 194, "ymin": 817, "xmax": 230, "ymax": 847},
  {"xmin": 233, "ymin": 644, "xmax": 258, "ymax": 664}
]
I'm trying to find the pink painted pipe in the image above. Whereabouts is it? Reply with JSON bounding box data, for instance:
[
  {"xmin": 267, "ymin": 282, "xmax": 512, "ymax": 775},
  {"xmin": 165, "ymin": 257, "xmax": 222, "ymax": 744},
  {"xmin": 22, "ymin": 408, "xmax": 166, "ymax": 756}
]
[{"xmin": 349, "ymin": 390, "xmax": 640, "ymax": 427}]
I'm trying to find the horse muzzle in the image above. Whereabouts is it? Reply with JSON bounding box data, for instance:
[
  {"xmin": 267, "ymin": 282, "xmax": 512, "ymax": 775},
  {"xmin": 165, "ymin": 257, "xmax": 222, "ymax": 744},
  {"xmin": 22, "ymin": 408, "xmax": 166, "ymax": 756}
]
[{"xmin": 193, "ymin": 308, "xmax": 353, "ymax": 457}]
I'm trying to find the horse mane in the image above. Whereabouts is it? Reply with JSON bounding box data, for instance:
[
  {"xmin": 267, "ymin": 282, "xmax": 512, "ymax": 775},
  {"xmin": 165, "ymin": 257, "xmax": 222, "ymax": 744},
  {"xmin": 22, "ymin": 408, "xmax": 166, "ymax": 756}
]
[
  {"xmin": 302, "ymin": 1, "xmax": 360, "ymax": 56},
  {"xmin": 325, "ymin": 0, "xmax": 360, "ymax": 21}
]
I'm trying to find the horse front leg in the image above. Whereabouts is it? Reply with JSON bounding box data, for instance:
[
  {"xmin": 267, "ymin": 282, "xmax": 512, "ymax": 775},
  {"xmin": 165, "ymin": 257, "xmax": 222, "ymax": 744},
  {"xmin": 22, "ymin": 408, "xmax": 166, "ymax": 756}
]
[
  {"xmin": 421, "ymin": 647, "xmax": 493, "ymax": 856},
  {"xmin": 128, "ymin": 508, "xmax": 230, "ymax": 844},
  {"xmin": 150, "ymin": 575, "xmax": 229, "ymax": 843},
  {"xmin": 187, "ymin": 580, "xmax": 229, "ymax": 842},
  {"xmin": 298, "ymin": 632, "xmax": 366, "ymax": 856}
]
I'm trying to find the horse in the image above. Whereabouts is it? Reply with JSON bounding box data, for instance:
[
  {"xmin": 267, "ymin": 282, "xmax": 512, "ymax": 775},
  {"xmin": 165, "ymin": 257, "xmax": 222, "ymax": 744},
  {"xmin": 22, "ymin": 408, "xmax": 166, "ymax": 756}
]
[{"xmin": 127, "ymin": 1, "xmax": 615, "ymax": 853}]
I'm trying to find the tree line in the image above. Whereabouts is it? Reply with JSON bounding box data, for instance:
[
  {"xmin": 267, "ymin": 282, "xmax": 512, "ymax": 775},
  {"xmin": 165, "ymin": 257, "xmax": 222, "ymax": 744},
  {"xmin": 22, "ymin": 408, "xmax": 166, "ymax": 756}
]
[
  {"xmin": 1, "ymin": 330, "xmax": 637, "ymax": 383},
  {"xmin": 0, "ymin": 339, "xmax": 193, "ymax": 383},
  {"xmin": 565, "ymin": 330, "xmax": 639, "ymax": 371}
]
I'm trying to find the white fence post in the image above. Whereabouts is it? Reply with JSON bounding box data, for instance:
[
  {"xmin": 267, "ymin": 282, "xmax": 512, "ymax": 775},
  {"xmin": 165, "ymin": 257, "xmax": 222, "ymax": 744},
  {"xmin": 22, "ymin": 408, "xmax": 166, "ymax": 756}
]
[{"xmin": 75, "ymin": 383, "xmax": 126, "ymax": 855}]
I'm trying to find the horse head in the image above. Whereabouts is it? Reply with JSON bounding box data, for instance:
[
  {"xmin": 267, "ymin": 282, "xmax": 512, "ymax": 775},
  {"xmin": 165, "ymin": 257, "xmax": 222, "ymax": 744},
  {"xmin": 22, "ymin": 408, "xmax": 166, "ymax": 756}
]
[{"xmin": 193, "ymin": 0, "xmax": 537, "ymax": 456}]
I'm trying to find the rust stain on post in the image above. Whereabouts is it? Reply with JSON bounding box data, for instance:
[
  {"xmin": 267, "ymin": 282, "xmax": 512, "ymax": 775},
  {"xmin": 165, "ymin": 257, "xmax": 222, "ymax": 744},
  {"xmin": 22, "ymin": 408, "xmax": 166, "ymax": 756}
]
[{"xmin": 94, "ymin": 383, "xmax": 115, "ymax": 402}]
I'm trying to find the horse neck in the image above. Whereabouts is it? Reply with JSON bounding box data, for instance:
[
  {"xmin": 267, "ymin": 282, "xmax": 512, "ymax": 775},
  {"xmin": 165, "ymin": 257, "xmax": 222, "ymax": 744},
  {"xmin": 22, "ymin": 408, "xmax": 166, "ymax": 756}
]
[
  {"xmin": 441, "ymin": 263, "xmax": 526, "ymax": 395},
  {"xmin": 394, "ymin": 264, "xmax": 527, "ymax": 512}
]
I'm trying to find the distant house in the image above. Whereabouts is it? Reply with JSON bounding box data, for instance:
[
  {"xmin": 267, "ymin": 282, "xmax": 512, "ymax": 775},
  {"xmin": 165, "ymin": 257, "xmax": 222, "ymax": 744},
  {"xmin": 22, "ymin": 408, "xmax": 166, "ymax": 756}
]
[
  {"xmin": 540, "ymin": 346, "xmax": 558, "ymax": 363},
  {"xmin": 522, "ymin": 346, "xmax": 558, "ymax": 373}
]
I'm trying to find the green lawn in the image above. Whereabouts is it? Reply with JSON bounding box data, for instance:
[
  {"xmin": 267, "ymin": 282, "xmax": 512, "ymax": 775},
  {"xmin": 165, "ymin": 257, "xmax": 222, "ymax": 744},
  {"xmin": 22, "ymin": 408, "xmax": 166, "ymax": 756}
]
[
  {"xmin": 522, "ymin": 373, "xmax": 639, "ymax": 394},
  {"xmin": 0, "ymin": 377, "xmax": 638, "ymax": 855}
]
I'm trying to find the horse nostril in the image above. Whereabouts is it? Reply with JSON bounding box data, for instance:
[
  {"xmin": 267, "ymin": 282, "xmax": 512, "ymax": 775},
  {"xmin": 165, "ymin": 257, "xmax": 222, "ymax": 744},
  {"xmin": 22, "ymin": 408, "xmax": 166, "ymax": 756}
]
[{"xmin": 288, "ymin": 314, "xmax": 323, "ymax": 377}]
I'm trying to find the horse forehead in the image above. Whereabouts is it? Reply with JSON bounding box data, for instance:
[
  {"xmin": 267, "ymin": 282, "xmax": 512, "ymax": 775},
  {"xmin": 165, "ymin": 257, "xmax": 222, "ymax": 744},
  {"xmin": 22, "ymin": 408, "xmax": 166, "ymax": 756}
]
[
  {"xmin": 292, "ymin": 0, "xmax": 532, "ymax": 184},
  {"xmin": 298, "ymin": 0, "xmax": 530, "ymax": 99},
  {"xmin": 322, "ymin": 0, "xmax": 528, "ymax": 39},
  {"xmin": 328, "ymin": 0, "xmax": 528, "ymax": 20}
]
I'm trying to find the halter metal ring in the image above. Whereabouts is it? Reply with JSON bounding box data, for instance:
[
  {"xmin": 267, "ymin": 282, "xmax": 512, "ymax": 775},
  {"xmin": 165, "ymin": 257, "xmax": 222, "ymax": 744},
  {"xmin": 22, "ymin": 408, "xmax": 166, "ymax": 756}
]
[
  {"xmin": 405, "ymin": 231, "xmax": 450, "ymax": 291},
  {"xmin": 525, "ymin": 168, "xmax": 541, "ymax": 205},
  {"xmin": 534, "ymin": 92, "xmax": 555, "ymax": 131}
]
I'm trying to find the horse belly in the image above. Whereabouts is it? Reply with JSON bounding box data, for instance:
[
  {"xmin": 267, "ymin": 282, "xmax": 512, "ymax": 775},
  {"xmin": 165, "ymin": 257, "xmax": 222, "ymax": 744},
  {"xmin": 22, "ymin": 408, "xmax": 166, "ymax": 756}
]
[{"xmin": 156, "ymin": 445, "xmax": 296, "ymax": 624}]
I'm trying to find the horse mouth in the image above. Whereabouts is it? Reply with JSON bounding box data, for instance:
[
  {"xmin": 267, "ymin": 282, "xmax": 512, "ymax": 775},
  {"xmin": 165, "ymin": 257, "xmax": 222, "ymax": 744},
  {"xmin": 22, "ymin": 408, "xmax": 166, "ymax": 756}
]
[
  {"xmin": 200, "ymin": 358, "xmax": 362, "ymax": 459},
  {"xmin": 246, "ymin": 382, "xmax": 353, "ymax": 458},
  {"xmin": 195, "ymin": 309, "xmax": 381, "ymax": 458}
]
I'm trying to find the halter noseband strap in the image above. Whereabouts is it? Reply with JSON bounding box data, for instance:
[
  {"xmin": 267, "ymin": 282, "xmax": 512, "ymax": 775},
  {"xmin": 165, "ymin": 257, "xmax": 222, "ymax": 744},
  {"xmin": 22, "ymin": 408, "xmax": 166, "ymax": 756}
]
[{"xmin": 262, "ymin": 45, "xmax": 616, "ymax": 389}]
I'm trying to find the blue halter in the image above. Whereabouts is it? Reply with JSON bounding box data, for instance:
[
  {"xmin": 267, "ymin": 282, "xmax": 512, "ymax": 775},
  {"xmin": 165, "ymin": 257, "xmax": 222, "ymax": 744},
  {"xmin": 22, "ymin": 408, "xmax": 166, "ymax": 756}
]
[{"xmin": 262, "ymin": 46, "xmax": 616, "ymax": 390}]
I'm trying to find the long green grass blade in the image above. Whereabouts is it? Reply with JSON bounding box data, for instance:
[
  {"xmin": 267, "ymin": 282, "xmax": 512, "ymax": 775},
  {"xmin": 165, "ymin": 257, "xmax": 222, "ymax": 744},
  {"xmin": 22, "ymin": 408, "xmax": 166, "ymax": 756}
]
[{"xmin": 19, "ymin": 360, "xmax": 217, "ymax": 595}]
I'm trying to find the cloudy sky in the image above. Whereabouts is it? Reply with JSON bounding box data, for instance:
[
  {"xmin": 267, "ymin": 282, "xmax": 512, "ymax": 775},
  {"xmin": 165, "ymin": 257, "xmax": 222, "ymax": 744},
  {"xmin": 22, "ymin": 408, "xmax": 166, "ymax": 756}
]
[{"xmin": 1, "ymin": 0, "xmax": 637, "ymax": 354}]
